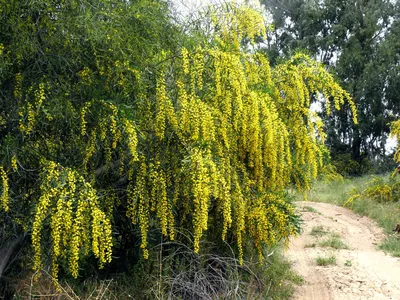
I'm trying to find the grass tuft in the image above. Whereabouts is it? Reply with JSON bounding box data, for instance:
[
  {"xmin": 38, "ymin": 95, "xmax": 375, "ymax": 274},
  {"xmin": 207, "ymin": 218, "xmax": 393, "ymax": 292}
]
[
  {"xmin": 344, "ymin": 260, "xmax": 352, "ymax": 267},
  {"xmin": 319, "ymin": 235, "xmax": 348, "ymax": 249},
  {"xmin": 379, "ymin": 235, "xmax": 400, "ymax": 257},
  {"xmin": 302, "ymin": 206, "xmax": 319, "ymax": 213},
  {"xmin": 315, "ymin": 255, "xmax": 336, "ymax": 266},
  {"xmin": 309, "ymin": 225, "xmax": 328, "ymax": 237}
]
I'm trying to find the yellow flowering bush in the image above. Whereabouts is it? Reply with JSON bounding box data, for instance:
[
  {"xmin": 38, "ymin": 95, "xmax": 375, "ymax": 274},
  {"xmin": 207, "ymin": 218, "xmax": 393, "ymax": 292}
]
[
  {"xmin": 137, "ymin": 42, "xmax": 356, "ymax": 261},
  {"xmin": 345, "ymin": 120, "xmax": 400, "ymax": 206},
  {"xmin": 0, "ymin": 0, "xmax": 357, "ymax": 282},
  {"xmin": 118, "ymin": 3, "xmax": 356, "ymax": 262},
  {"xmin": 0, "ymin": 166, "xmax": 8, "ymax": 212}
]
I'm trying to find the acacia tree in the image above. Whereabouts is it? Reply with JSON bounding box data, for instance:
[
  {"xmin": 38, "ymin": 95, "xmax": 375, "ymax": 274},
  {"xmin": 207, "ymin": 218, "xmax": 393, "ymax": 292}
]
[
  {"xmin": 0, "ymin": 0, "xmax": 181, "ymax": 281},
  {"xmin": 0, "ymin": 0, "xmax": 356, "ymax": 283}
]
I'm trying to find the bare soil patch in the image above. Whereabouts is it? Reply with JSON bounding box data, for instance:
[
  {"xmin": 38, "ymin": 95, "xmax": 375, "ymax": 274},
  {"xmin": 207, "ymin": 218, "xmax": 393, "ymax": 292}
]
[{"xmin": 286, "ymin": 201, "xmax": 400, "ymax": 300}]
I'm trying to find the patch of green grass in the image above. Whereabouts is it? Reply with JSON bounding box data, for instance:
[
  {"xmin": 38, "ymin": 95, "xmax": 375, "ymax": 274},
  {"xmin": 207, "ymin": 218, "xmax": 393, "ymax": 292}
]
[
  {"xmin": 309, "ymin": 225, "xmax": 328, "ymax": 237},
  {"xmin": 247, "ymin": 247, "xmax": 304, "ymax": 299},
  {"xmin": 302, "ymin": 206, "xmax": 319, "ymax": 213},
  {"xmin": 319, "ymin": 235, "xmax": 348, "ymax": 249},
  {"xmin": 315, "ymin": 255, "xmax": 336, "ymax": 266},
  {"xmin": 306, "ymin": 176, "xmax": 371, "ymax": 206},
  {"xmin": 379, "ymin": 235, "xmax": 400, "ymax": 257}
]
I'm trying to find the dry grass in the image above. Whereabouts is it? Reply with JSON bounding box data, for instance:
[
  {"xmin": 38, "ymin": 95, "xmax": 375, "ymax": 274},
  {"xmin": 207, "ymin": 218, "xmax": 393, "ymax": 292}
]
[{"xmin": 10, "ymin": 231, "xmax": 302, "ymax": 300}]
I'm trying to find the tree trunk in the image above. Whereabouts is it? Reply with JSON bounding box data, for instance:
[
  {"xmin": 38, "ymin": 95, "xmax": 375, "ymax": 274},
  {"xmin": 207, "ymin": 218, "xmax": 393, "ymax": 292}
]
[
  {"xmin": 351, "ymin": 128, "xmax": 361, "ymax": 161},
  {"xmin": 0, "ymin": 234, "xmax": 25, "ymax": 279}
]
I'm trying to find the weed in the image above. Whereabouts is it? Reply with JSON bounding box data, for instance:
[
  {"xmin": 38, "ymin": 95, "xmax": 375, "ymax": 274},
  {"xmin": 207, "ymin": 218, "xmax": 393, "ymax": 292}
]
[
  {"xmin": 304, "ymin": 242, "xmax": 316, "ymax": 248},
  {"xmin": 319, "ymin": 235, "xmax": 348, "ymax": 249},
  {"xmin": 315, "ymin": 255, "xmax": 336, "ymax": 266},
  {"xmin": 309, "ymin": 225, "xmax": 328, "ymax": 237},
  {"xmin": 344, "ymin": 260, "xmax": 352, "ymax": 267},
  {"xmin": 379, "ymin": 235, "xmax": 400, "ymax": 257},
  {"xmin": 302, "ymin": 206, "xmax": 319, "ymax": 214}
]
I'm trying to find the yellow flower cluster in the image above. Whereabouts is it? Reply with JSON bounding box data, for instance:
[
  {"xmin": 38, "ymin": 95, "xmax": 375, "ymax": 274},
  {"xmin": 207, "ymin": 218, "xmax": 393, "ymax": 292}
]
[
  {"xmin": 0, "ymin": 166, "xmax": 8, "ymax": 211},
  {"xmin": 77, "ymin": 67, "xmax": 92, "ymax": 85},
  {"xmin": 69, "ymin": 198, "xmax": 89, "ymax": 278},
  {"xmin": 32, "ymin": 162, "xmax": 112, "ymax": 279},
  {"xmin": 80, "ymin": 100, "xmax": 137, "ymax": 170},
  {"xmin": 181, "ymin": 48, "xmax": 190, "ymax": 75},
  {"xmin": 14, "ymin": 73, "xmax": 23, "ymax": 100},
  {"xmin": 124, "ymin": 119, "xmax": 139, "ymax": 179},
  {"xmin": 210, "ymin": 3, "xmax": 266, "ymax": 49},
  {"xmin": 11, "ymin": 155, "xmax": 17, "ymax": 171},
  {"xmin": 91, "ymin": 206, "xmax": 113, "ymax": 268},
  {"xmin": 126, "ymin": 156, "xmax": 177, "ymax": 258},
  {"xmin": 127, "ymin": 157, "xmax": 149, "ymax": 258},
  {"xmin": 247, "ymin": 194, "xmax": 297, "ymax": 261},
  {"xmin": 189, "ymin": 148, "xmax": 213, "ymax": 253},
  {"xmin": 271, "ymin": 53, "xmax": 358, "ymax": 191},
  {"xmin": 155, "ymin": 71, "xmax": 178, "ymax": 139},
  {"xmin": 19, "ymin": 82, "xmax": 45, "ymax": 135}
]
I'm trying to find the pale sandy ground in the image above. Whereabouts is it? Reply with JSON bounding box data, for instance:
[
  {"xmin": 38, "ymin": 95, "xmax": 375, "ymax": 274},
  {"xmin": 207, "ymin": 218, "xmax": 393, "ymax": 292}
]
[{"xmin": 286, "ymin": 202, "xmax": 400, "ymax": 300}]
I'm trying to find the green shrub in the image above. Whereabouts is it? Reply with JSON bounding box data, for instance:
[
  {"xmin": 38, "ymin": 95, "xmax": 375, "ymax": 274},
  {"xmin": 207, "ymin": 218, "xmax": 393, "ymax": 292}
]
[{"xmin": 332, "ymin": 154, "xmax": 362, "ymax": 176}]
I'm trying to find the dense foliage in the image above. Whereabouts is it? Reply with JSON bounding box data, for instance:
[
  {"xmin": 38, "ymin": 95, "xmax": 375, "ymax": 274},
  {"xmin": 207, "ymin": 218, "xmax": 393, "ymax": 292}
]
[{"xmin": 0, "ymin": 0, "xmax": 356, "ymax": 290}]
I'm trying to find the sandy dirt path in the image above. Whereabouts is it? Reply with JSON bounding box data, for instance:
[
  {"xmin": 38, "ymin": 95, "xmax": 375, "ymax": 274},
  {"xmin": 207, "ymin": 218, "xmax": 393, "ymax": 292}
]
[{"xmin": 286, "ymin": 201, "xmax": 400, "ymax": 300}]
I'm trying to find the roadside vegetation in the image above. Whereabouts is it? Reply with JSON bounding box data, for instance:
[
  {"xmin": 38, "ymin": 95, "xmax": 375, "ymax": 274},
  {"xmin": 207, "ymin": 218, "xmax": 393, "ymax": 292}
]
[
  {"xmin": 302, "ymin": 206, "xmax": 320, "ymax": 214},
  {"xmin": 307, "ymin": 226, "xmax": 348, "ymax": 249},
  {"xmin": 319, "ymin": 234, "xmax": 348, "ymax": 250},
  {"xmin": 306, "ymin": 173, "xmax": 400, "ymax": 257},
  {"xmin": 315, "ymin": 255, "xmax": 337, "ymax": 266},
  {"xmin": 309, "ymin": 225, "xmax": 329, "ymax": 237}
]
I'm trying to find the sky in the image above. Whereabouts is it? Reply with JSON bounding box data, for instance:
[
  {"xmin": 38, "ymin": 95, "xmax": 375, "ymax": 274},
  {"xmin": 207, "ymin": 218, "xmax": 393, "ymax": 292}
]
[{"xmin": 171, "ymin": 0, "xmax": 264, "ymax": 19}]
